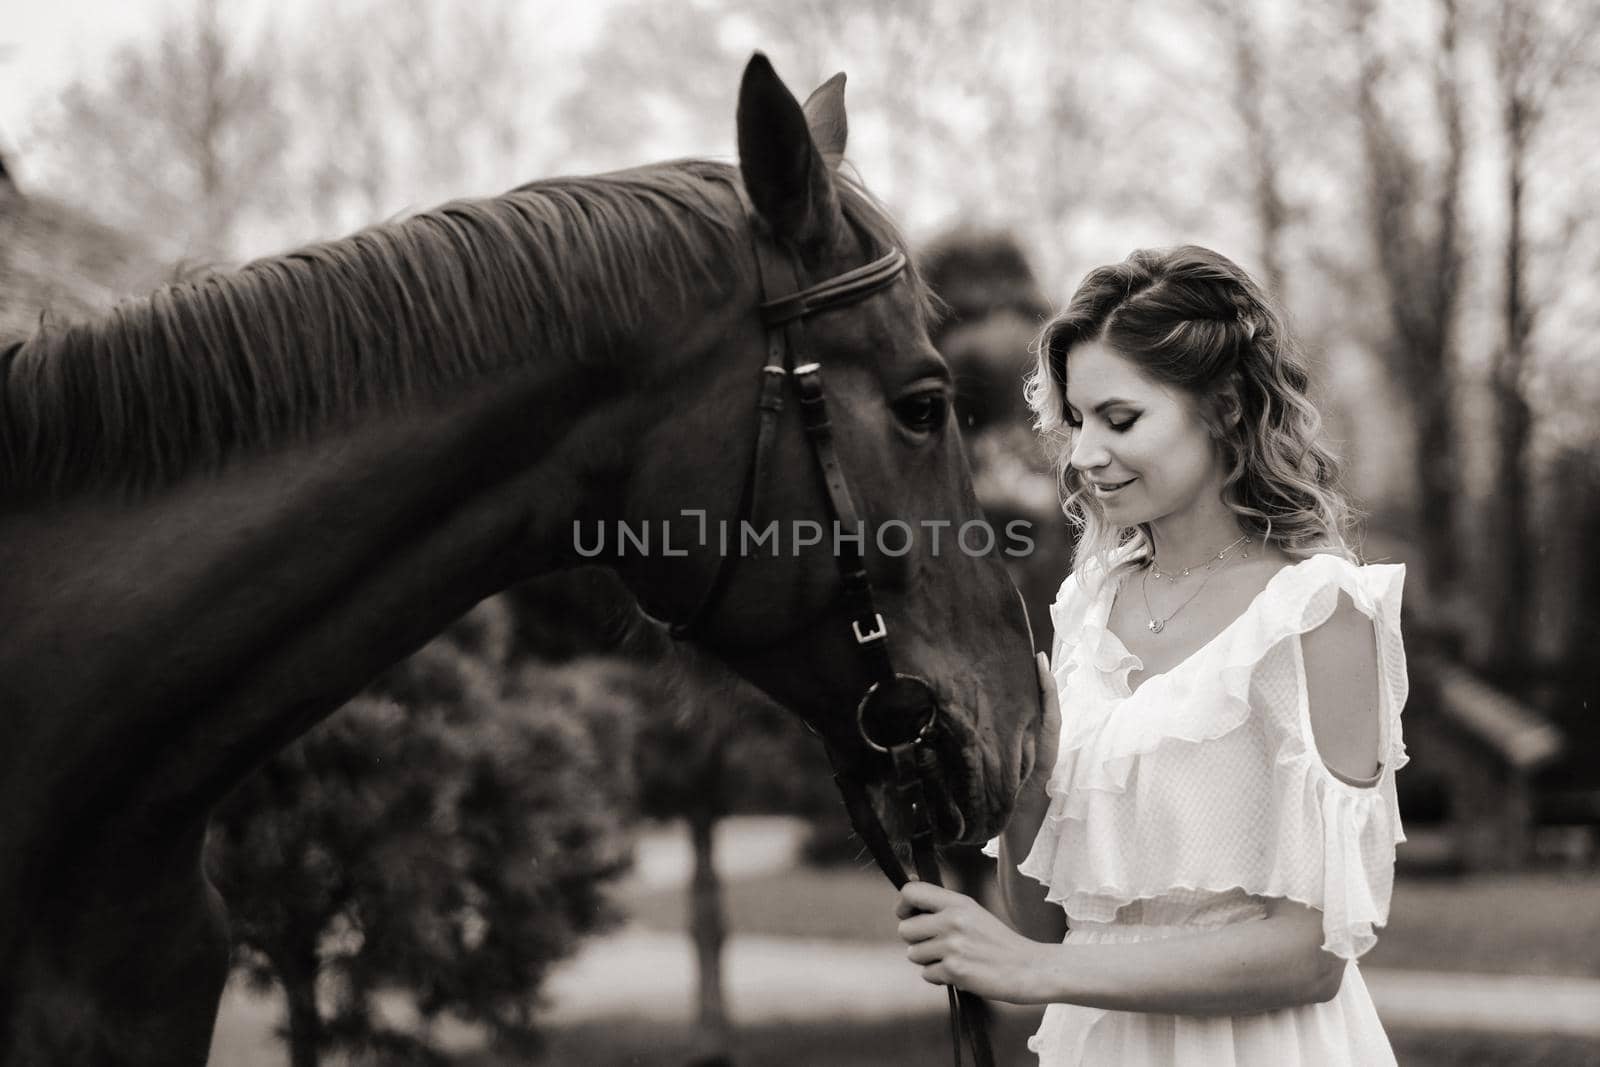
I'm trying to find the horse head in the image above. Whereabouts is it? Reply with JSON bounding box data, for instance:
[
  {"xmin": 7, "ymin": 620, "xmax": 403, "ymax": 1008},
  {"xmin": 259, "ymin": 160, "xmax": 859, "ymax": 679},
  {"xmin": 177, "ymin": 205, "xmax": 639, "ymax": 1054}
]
[{"xmin": 611, "ymin": 56, "xmax": 1044, "ymax": 846}]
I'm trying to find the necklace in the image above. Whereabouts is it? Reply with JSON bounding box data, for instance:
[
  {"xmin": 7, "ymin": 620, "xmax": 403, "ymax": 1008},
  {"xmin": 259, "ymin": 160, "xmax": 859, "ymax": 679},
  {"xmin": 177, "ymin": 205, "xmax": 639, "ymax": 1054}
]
[
  {"xmin": 1149, "ymin": 534, "xmax": 1251, "ymax": 584},
  {"xmin": 1141, "ymin": 535, "xmax": 1251, "ymax": 633}
]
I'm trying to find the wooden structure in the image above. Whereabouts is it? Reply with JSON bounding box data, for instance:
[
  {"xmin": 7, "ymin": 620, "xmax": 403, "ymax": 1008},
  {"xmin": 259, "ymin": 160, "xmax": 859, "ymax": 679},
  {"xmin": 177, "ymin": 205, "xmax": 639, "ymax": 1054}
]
[{"xmin": 1410, "ymin": 657, "xmax": 1565, "ymax": 870}]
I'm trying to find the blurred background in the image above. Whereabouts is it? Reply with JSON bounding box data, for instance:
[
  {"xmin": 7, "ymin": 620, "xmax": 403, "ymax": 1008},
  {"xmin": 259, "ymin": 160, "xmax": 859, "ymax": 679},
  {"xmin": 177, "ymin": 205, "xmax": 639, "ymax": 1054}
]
[{"xmin": 3, "ymin": 0, "xmax": 1598, "ymax": 1064}]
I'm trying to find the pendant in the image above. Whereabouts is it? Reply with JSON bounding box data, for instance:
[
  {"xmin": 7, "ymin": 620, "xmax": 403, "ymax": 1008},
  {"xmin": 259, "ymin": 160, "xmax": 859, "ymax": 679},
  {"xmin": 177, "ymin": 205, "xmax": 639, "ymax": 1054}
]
[{"xmin": 1148, "ymin": 619, "xmax": 1165, "ymax": 633}]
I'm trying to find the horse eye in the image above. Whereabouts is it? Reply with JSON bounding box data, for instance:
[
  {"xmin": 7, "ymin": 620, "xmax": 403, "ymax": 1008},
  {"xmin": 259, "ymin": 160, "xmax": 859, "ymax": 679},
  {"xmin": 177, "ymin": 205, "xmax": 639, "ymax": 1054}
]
[{"xmin": 894, "ymin": 391, "xmax": 948, "ymax": 434}]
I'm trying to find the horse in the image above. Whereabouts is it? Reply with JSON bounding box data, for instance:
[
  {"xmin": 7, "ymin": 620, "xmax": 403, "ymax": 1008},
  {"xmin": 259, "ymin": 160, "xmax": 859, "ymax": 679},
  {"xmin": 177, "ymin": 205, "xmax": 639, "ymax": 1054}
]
[{"xmin": 0, "ymin": 55, "xmax": 1042, "ymax": 1065}]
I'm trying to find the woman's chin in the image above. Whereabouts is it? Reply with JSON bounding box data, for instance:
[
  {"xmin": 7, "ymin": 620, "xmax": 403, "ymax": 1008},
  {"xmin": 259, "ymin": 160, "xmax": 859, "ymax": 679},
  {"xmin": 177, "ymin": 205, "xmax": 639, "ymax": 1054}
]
[{"xmin": 1101, "ymin": 498, "xmax": 1150, "ymax": 523}]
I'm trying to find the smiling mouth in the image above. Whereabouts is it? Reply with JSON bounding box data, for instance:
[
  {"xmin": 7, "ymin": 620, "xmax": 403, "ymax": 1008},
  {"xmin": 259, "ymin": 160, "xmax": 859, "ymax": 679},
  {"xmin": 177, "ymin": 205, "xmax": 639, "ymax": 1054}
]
[{"xmin": 1092, "ymin": 478, "xmax": 1136, "ymax": 494}]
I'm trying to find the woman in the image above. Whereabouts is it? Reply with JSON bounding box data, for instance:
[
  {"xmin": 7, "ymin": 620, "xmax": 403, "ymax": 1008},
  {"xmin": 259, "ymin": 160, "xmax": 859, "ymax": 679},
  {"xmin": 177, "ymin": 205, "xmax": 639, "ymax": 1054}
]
[{"xmin": 896, "ymin": 246, "xmax": 1407, "ymax": 1065}]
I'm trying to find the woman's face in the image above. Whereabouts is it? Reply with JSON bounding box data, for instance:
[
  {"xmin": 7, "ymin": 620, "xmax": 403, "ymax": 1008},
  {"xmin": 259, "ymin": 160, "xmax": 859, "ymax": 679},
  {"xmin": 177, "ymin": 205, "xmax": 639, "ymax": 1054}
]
[{"xmin": 1063, "ymin": 338, "xmax": 1225, "ymax": 527}]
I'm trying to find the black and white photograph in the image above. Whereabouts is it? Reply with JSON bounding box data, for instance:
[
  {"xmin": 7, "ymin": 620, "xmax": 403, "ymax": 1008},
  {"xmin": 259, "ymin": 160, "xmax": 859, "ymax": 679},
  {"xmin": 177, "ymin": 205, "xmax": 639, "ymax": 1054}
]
[{"xmin": 2, "ymin": 1, "xmax": 1598, "ymax": 1064}]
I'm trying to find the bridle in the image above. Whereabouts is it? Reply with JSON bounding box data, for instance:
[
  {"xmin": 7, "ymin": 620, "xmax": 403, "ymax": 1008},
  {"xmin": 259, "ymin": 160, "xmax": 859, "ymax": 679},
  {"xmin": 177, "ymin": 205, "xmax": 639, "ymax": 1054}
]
[{"xmin": 666, "ymin": 215, "xmax": 996, "ymax": 1067}]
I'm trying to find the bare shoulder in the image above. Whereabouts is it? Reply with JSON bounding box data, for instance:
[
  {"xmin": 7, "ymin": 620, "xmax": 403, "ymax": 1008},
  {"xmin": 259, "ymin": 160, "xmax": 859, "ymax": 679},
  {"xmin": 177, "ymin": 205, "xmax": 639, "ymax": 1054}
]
[
  {"xmin": 1207, "ymin": 543, "xmax": 1296, "ymax": 606},
  {"xmin": 1301, "ymin": 590, "xmax": 1383, "ymax": 782}
]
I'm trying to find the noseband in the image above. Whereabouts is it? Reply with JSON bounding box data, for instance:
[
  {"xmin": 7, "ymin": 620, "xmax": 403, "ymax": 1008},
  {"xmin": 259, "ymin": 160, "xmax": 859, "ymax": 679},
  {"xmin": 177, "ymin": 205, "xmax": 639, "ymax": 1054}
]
[{"xmin": 666, "ymin": 219, "xmax": 995, "ymax": 1067}]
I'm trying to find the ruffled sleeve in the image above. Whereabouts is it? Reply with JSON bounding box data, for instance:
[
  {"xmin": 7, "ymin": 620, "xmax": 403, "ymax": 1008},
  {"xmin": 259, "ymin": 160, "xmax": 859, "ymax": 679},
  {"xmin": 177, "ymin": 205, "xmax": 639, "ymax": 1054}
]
[
  {"xmin": 1000, "ymin": 553, "xmax": 1409, "ymax": 960},
  {"xmin": 1259, "ymin": 555, "xmax": 1410, "ymax": 959}
]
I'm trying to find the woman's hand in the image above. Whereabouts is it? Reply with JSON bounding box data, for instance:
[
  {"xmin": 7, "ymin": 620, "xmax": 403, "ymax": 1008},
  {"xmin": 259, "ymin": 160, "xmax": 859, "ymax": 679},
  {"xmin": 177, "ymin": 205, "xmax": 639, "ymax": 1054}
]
[
  {"xmin": 1027, "ymin": 650, "xmax": 1062, "ymax": 789},
  {"xmin": 895, "ymin": 881, "xmax": 1052, "ymax": 1004}
]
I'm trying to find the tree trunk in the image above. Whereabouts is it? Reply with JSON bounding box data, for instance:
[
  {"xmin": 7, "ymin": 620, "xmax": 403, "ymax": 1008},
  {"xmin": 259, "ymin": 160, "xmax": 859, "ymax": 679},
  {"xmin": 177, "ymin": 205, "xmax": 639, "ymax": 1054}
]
[
  {"xmin": 1488, "ymin": 14, "xmax": 1538, "ymax": 679},
  {"xmin": 1561, "ymin": 445, "xmax": 1600, "ymax": 762},
  {"xmin": 688, "ymin": 803, "xmax": 732, "ymax": 1065},
  {"xmin": 277, "ymin": 951, "xmax": 323, "ymax": 1067},
  {"xmin": 194, "ymin": 0, "xmax": 233, "ymax": 259},
  {"xmin": 1414, "ymin": 385, "xmax": 1461, "ymax": 604},
  {"xmin": 1351, "ymin": 0, "xmax": 1466, "ymax": 610},
  {"xmin": 1225, "ymin": 0, "xmax": 1289, "ymax": 300},
  {"xmin": 1488, "ymin": 321, "xmax": 1533, "ymax": 675},
  {"xmin": 1424, "ymin": 0, "xmax": 1466, "ymax": 604}
]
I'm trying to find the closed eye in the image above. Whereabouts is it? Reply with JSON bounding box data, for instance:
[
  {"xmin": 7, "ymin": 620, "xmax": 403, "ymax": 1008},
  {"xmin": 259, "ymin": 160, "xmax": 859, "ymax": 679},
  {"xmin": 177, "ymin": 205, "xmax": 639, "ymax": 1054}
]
[{"xmin": 1064, "ymin": 413, "xmax": 1138, "ymax": 432}]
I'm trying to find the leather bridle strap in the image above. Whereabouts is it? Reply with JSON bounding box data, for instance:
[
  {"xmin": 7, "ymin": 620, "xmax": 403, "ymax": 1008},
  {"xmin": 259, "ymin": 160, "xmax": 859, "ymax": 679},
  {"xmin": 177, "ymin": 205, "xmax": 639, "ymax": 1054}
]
[
  {"xmin": 757, "ymin": 248, "xmax": 907, "ymax": 327},
  {"xmin": 830, "ymin": 746, "xmax": 995, "ymax": 1067},
  {"xmin": 667, "ymin": 242, "xmax": 907, "ymax": 644},
  {"xmin": 665, "ymin": 219, "xmax": 992, "ymax": 1067},
  {"xmin": 790, "ymin": 362, "xmax": 893, "ymax": 672},
  {"xmin": 786, "ymin": 261, "xmax": 995, "ymax": 1063}
]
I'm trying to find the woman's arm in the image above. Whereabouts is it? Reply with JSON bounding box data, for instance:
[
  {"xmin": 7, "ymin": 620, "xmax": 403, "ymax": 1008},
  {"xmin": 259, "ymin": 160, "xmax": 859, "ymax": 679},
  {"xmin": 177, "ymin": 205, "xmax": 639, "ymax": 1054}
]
[
  {"xmin": 1021, "ymin": 897, "xmax": 1346, "ymax": 1013},
  {"xmin": 992, "ymin": 654, "xmax": 1067, "ymax": 944},
  {"xmin": 898, "ymin": 885, "xmax": 1346, "ymax": 1015},
  {"xmin": 993, "ymin": 776, "xmax": 1067, "ymax": 944}
]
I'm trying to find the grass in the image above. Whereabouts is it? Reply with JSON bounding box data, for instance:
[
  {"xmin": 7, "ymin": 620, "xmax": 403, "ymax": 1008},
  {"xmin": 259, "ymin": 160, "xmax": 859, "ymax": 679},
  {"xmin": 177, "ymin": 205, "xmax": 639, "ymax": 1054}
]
[
  {"xmin": 617, "ymin": 864, "xmax": 1600, "ymax": 978},
  {"xmin": 487, "ymin": 1012, "xmax": 1043, "ymax": 1066},
  {"xmin": 213, "ymin": 999, "xmax": 1600, "ymax": 1067},
  {"xmin": 211, "ymin": 865, "xmax": 1600, "ymax": 1064},
  {"xmin": 457, "ymin": 1013, "xmax": 1600, "ymax": 1067},
  {"xmin": 1368, "ymin": 871, "xmax": 1600, "ymax": 978}
]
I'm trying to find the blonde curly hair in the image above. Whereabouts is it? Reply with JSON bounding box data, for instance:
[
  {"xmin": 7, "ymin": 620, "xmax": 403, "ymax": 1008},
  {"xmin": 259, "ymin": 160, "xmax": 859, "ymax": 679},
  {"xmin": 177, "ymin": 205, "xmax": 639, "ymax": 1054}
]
[{"xmin": 1023, "ymin": 245, "xmax": 1357, "ymax": 584}]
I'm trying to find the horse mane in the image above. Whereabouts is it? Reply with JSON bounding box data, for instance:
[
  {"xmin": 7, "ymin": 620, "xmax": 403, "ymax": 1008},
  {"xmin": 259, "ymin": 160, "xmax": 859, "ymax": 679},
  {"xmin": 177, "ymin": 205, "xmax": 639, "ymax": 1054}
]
[{"xmin": 0, "ymin": 158, "xmax": 928, "ymax": 504}]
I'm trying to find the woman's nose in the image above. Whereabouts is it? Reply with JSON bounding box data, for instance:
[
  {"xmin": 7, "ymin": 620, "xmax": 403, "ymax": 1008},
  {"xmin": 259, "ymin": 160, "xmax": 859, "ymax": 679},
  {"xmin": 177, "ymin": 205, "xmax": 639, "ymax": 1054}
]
[{"xmin": 1070, "ymin": 426, "xmax": 1109, "ymax": 472}]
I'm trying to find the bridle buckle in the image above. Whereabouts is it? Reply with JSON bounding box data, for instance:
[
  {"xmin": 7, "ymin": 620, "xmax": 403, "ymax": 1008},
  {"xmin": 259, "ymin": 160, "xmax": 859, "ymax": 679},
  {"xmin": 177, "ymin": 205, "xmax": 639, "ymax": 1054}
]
[{"xmin": 852, "ymin": 613, "xmax": 888, "ymax": 645}]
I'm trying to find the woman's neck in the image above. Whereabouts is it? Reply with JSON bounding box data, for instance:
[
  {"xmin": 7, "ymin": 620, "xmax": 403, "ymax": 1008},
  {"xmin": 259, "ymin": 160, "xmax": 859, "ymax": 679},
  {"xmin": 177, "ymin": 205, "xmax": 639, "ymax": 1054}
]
[{"xmin": 1146, "ymin": 496, "xmax": 1248, "ymax": 572}]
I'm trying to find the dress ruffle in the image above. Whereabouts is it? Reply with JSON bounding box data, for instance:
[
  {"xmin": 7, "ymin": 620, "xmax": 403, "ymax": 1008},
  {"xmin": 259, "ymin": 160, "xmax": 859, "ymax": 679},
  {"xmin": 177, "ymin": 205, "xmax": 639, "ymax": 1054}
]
[
  {"xmin": 1013, "ymin": 553, "xmax": 1408, "ymax": 960},
  {"xmin": 1047, "ymin": 571, "xmax": 1094, "ymax": 686}
]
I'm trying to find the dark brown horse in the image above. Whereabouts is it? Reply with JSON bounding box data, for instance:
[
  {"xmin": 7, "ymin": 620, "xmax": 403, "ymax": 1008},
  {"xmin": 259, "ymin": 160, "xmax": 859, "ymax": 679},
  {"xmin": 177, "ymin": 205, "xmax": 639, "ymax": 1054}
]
[{"xmin": 0, "ymin": 56, "xmax": 1041, "ymax": 1065}]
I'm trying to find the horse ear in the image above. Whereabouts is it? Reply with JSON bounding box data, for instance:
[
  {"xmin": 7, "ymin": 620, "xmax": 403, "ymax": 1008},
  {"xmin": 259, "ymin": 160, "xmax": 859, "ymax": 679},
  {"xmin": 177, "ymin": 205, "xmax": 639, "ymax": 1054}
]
[
  {"xmin": 737, "ymin": 53, "xmax": 842, "ymax": 253},
  {"xmin": 802, "ymin": 73, "xmax": 848, "ymax": 166}
]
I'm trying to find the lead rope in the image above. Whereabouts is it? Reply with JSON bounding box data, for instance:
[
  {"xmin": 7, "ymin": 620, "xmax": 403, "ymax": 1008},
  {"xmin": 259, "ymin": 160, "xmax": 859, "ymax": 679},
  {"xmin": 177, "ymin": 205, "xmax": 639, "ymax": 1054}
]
[{"xmin": 831, "ymin": 751, "xmax": 995, "ymax": 1067}]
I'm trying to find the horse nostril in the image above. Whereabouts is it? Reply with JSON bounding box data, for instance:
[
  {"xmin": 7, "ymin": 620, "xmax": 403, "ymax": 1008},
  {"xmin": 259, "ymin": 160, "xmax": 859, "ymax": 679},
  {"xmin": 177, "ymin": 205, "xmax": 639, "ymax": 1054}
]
[{"xmin": 946, "ymin": 800, "xmax": 967, "ymax": 842}]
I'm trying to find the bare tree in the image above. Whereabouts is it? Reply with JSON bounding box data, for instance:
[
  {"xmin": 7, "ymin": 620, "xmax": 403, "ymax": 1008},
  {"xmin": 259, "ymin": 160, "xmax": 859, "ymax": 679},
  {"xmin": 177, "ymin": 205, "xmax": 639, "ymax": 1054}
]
[
  {"xmin": 26, "ymin": 0, "xmax": 288, "ymax": 261},
  {"xmin": 627, "ymin": 643, "xmax": 837, "ymax": 1067},
  {"xmin": 1483, "ymin": 0, "xmax": 1600, "ymax": 675},
  {"xmin": 1117, "ymin": 0, "xmax": 1326, "ymax": 301},
  {"xmin": 1349, "ymin": 0, "xmax": 1468, "ymax": 613},
  {"xmin": 1211, "ymin": 0, "xmax": 1290, "ymax": 299},
  {"xmin": 278, "ymin": 0, "xmax": 540, "ymax": 246},
  {"xmin": 553, "ymin": 0, "xmax": 1108, "ymax": 290},
  {"xmin": 288, "ymin": 12, "xmax": 393, "ymax": 235},
  {"xmin": 372, "ymin": 0, "xmax": 531, "ymax": 196}
]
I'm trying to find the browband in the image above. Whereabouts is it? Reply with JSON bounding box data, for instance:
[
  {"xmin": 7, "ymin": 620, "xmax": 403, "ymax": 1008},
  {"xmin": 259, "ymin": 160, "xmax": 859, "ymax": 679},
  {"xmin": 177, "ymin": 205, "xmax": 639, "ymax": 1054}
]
[{"xmin": 758, "ymin": 248, "xmax": 907, "ymax": 326}]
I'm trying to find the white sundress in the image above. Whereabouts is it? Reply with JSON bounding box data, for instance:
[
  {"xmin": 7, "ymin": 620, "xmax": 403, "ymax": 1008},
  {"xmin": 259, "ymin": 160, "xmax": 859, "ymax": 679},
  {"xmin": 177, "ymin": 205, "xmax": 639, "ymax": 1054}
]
[{"xmin": 987, "ymin": 552, "xmax": 1409, "ymax": 1066}]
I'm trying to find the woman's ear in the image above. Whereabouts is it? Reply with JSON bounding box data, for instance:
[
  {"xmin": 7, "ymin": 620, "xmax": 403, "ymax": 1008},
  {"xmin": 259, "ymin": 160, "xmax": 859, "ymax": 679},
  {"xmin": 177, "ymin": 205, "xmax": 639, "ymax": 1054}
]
[{"xmin": 1208, "ymin": 383, "xmax": 1245, "ymax": 439}]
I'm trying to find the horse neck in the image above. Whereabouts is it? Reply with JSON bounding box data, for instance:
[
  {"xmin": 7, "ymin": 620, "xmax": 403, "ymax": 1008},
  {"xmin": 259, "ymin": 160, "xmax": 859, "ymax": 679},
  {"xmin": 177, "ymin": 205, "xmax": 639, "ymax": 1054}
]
[
  {"xmin": 0, "ymin": 357, "xmax": 661, "ymax": 1067},
  {"xmin": 0, "ymin": 235, "xmax": 734, "ymax": 846}
]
